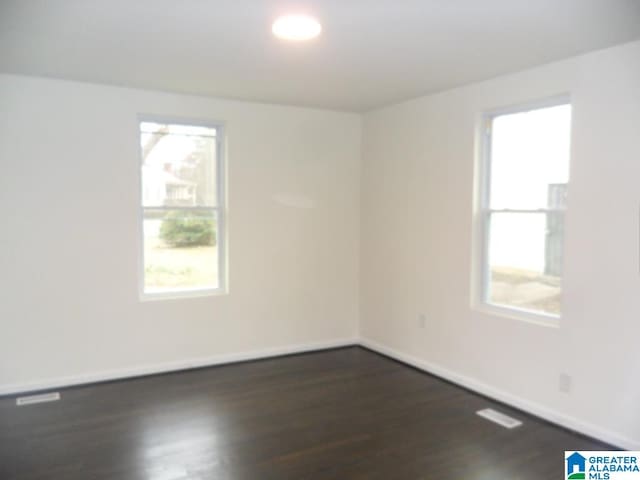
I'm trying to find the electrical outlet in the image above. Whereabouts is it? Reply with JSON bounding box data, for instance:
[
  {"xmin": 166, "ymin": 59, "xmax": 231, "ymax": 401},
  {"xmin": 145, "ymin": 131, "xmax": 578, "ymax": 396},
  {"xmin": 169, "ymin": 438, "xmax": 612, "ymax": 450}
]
[
  {"xmin": 559, "ymin": 373, "xmax": 572, "ymax": 394},
  {"xmin": 418, "ymin": 313, "xmax": 426, "ymax": 328}
]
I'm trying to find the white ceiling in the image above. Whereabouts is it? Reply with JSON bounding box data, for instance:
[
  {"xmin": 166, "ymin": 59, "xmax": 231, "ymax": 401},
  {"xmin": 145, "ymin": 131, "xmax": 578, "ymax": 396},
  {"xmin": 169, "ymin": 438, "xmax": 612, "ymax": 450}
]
[{"xmin": 1, "ymin": 0, "xmax": 639, "ymax": 111}]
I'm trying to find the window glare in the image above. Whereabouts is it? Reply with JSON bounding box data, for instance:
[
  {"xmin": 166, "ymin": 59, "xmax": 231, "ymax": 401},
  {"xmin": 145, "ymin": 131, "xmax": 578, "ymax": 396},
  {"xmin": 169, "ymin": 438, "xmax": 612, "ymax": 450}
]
[{"xmin": 490, "ymin": 104, "xmax": 571, "ymax": 210}]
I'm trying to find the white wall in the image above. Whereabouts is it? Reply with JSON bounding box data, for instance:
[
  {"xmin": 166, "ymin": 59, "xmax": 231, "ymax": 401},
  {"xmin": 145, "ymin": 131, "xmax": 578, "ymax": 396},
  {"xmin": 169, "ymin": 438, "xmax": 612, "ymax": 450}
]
[
  {"xmin": 0, "ymin": 74, "xmax": 361, "ymax": 393},
  {"xmin": 360, "ymin": 40, "xmax": 640, "ymax": 448}
]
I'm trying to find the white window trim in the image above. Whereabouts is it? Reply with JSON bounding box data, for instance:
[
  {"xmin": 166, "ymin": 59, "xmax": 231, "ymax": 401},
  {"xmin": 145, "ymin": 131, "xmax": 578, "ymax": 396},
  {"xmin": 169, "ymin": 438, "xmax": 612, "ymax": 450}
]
[
  {"xmin": 474, "ymin": 95, "xmax": 571, "ymax": 326},
  {"xmin": 137, "ymin": 114, "xmax": 227, "ymax": 301}
]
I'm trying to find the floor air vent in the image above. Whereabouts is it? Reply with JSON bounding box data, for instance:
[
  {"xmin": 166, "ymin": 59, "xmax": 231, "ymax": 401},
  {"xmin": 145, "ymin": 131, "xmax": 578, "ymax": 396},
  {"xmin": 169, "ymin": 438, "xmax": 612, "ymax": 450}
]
[
  {"xmin": 16, "ymin": 392, "xmax": 61, "ymax": 406},
  {"xmin": 476, "ymin": 408, "xmax": 522, "ymax": 429}
]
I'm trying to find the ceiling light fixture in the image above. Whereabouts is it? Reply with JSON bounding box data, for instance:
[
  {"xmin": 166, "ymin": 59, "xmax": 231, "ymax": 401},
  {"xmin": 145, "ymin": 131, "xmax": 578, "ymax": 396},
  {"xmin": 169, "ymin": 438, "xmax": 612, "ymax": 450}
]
[{"xmin": 272, "ymin": 14, "xmax": 322, "ymax": 41}]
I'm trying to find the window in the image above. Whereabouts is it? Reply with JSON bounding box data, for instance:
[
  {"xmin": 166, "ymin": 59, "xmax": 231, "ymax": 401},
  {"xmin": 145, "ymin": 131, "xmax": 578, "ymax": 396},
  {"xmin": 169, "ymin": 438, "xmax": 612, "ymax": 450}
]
[
  {"xmin": 479, "ymin": 99, "xmax": 571, "ymax": 319},
  {"xmin": 139, "ymin": 120, "xmax": 224, "ymax": 297}
]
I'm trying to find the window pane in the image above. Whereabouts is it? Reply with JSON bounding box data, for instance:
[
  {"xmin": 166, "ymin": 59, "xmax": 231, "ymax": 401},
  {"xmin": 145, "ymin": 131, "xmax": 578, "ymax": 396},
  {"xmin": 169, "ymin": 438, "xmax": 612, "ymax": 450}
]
[
  {"xmin": 143, "ymin": 209, "xmax": 219, "ymax": 292},
  {"xmin": 490, "ymin": 104, "xmax": 571, "ymax": 210},
  {"xmin": 487, "ymin": 212, "xmax": 562, "ymax": 316},
  {"xmin": 141, "ymin": 122, "xmax": 217, "ymax": 207}
]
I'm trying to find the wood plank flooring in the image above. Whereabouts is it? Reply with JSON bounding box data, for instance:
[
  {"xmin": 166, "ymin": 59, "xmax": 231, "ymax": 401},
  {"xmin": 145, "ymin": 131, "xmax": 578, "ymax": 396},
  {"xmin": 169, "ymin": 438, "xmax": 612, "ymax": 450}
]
[{"xmin": 0, "ymin": 347, "xmax": 609, "ymax": 479}]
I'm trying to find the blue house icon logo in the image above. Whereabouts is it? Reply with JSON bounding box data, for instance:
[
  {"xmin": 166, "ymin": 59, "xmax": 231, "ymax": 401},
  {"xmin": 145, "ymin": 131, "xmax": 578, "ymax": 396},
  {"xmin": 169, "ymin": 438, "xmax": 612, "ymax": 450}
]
[{"xmin": 566, "ymin": 452, "xmax": 586, "ymax": 479}]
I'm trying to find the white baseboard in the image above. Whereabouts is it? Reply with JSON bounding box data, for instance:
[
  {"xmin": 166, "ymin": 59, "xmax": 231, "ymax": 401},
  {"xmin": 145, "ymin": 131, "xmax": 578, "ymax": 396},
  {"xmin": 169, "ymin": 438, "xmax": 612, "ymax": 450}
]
[
  {"xmin": 359, "ymin": 337, "xmax": 640, "ymax": 451},
  {"xmin": 0, "ymin": 337, "xmax": 357, "ymax": 397}
]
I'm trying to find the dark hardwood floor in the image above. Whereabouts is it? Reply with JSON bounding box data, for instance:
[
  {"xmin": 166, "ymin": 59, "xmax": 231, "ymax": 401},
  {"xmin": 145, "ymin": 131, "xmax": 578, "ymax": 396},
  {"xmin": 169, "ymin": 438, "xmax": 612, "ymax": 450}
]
[{"xmin": 0, "ymin": 347, "xmax": 609, "ymax": 479}]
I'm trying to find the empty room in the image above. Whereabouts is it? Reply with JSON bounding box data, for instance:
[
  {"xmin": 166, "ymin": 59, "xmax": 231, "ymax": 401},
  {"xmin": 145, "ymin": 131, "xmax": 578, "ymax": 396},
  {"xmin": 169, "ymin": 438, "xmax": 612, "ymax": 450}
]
[{"xmin": 1, "ymin": 1, "xmax": 639, "ymax": 478}]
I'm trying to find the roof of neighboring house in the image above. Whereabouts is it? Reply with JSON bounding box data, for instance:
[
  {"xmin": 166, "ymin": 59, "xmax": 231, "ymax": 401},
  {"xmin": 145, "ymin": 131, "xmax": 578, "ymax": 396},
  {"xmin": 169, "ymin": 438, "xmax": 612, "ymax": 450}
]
[{"xmin": 142, "ymin": 165, "xmax": 196, "ymax": 187}]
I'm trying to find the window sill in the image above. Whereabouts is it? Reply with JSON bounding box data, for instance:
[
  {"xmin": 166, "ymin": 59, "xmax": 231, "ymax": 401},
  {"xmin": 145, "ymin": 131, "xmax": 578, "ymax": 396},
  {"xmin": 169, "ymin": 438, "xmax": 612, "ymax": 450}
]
[
  {"xmin": 140, "ymin": 287, "xmax": 227, "ymax": 302},
  {"xmin": 473, "ymin": 302, "xmax": 560, "ymax": 328}
]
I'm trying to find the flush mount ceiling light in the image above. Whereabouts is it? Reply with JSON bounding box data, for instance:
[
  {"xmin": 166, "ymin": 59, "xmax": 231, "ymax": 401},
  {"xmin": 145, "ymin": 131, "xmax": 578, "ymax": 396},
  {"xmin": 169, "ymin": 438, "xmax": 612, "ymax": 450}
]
[{"xmin": 272, "ymin": 14, "xmax": 322, "ymax": 41}]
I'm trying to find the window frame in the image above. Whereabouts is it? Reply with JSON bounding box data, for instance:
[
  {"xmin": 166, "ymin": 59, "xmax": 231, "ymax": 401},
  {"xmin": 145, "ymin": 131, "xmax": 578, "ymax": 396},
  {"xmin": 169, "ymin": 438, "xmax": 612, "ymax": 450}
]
[
  {"xmin": 137, "ymin": 115, "xmax": 226, "ymax": 301},
  {"xmin": 476, "ymin": 95, "xmax": 571, "ymax": 325}
]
